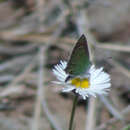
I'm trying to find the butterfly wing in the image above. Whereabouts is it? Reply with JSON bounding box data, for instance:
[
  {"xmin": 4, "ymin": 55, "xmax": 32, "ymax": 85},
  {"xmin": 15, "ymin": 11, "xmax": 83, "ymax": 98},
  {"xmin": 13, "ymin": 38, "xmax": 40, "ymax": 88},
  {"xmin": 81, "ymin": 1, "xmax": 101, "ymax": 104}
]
[{"xmin": 65, "ymin": 34, "xmax": 91, "ymax": 76}]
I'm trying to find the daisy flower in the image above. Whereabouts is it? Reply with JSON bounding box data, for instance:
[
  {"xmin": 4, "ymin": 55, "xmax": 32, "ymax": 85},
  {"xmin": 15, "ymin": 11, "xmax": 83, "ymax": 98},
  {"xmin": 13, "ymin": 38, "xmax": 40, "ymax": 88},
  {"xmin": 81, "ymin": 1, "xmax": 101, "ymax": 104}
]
[{"xmin": 52, "ymin": 60, "xmax": 111, "ymax": 100}]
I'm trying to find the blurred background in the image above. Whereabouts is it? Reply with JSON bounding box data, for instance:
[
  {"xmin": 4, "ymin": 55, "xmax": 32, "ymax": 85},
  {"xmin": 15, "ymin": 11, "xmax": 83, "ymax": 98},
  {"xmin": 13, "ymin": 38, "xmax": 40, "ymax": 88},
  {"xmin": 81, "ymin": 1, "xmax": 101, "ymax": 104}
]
[{"xmin": 0, "ymin": 0, "xmax": 130, "ymax": 130}]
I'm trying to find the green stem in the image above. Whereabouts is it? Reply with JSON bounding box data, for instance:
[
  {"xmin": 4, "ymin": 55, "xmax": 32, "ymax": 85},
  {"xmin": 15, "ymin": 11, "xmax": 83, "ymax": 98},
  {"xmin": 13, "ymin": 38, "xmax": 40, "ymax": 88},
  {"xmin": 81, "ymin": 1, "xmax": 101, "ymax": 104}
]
[{"xmin": 69, "ymin": 95, "xmax": 78, "ymax": 130}]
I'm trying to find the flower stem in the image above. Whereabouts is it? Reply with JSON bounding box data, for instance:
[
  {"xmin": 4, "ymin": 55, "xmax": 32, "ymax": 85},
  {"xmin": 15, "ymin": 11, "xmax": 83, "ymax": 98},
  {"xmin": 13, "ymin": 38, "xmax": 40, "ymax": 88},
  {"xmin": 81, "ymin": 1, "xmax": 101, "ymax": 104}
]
[{"xmin": 69, "ymin": 95, "xmax": 78, "ymax": 130}]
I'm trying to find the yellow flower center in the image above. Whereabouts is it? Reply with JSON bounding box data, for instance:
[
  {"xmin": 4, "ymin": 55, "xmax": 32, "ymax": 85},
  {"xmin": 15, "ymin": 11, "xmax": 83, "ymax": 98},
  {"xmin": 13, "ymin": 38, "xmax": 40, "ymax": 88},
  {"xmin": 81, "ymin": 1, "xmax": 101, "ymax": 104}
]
[{"xmin": 71, "ymin": 78, "xmax": 90, "ymax": 89}]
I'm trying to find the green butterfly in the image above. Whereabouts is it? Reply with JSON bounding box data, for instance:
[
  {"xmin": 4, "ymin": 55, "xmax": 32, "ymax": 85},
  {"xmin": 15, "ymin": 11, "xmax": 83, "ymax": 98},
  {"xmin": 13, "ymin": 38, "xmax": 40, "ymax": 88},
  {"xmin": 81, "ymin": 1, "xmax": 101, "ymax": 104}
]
[{"xmin": 65, "ymin": 34, "xmax": 91, "ymax": 82}]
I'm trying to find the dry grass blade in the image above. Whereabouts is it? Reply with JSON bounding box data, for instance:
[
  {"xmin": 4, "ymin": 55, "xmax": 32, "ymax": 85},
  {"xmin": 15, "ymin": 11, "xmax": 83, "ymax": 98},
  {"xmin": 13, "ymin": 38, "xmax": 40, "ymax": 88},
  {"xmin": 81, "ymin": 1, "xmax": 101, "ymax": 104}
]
[
  {"xmin": 42, "ymin": 101, "xmax": 63, "ymax": 130},
  {"xmin": 99, "ymin": 96, "xmax": 124, "ymax": 120},
  {"xmin": 0, "ymin": 44, "xmax": 38, "ymax": 55},
  {"xmin": 86, "ymin": 97, "xmax": 97, "ymax": 130},
  {"xmin": 0, "ymin": 57, "xmax": 36, "ymax": 98},
  {"xmin": 96, "ymin": 105, "xmax": 130, "ymax": 130},
  {"xmin": 96, "ymin": 43, "xmax": 130, "ymax": 53},
  {"xmin": 35, "ymin": 0, "xmax": 45, "ymax": 32},
  {"xmin": 0, "ymin": 75, "xmax": 14, "ymax": 83},
  {"xmin": 31, "ymin": 47, "xmax": 44, "ymax": 130},
  {"xmin": 0, "ymin": 55, "xmax": 33, "ymax": 72},
  {"xmin": 108, "ymin": 59, "xmax": 130, "ymax": 78},
  {"xmin": 0, "ymin": 6, "xmax": 24, "ymax": 29}
]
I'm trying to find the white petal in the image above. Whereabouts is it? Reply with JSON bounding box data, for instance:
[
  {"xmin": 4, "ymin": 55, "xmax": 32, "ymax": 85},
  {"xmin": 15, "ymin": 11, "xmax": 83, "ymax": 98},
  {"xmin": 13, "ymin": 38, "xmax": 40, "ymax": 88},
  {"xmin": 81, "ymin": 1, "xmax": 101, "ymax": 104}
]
[
  {"xmin": 82, "ymin": 95, "xmax": 86, "ymax": 100},
  {"xmin": 52, "ymin": 67, "xmax": 63, "ymax": 77},
  {"xmin": 60, "ymin": 60, "xmax": 67, "ymax": 69},
  {"xmin": 52, "ymin": 62, "xmax": 68, "ymax": 82},
  {"xmin": 91, "ymin": 77, "xmax": 110, "ymax": 85},
  {"xmin": 51, "ymin": 81, "xmax": 64, "ymax": 85},
  {"xmin": 86, "ymin": 90, "xmax": 96, "ymax": 97},
  {"xmin": 62, "ymin": 86, "xmax": 75, "ymax": 92},
  {"xmin": 53, "ymin": 69, "xmax": 66, "ymax": 81},
  {"xmin": 55, "ymin": 65, "xmax": 64, "ymax": 76},
  {"xmin": 95, "ymin": 72, "xmax": 110, "ymax": 82},
  {"xmin": 90, "ymin": 67, "xmax": 103, "ymax": 81},
  {"xmin": 91, "ymin": 83, "xmax": 111, "ymax": 89}
]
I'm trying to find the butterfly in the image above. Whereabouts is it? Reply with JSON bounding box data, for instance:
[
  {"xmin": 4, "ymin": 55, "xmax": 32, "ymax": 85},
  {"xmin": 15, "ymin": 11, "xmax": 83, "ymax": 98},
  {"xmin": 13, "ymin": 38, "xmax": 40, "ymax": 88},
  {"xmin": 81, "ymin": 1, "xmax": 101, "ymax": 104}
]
[{"xmin": 65, "ymin": 34, "xmax": 91, "ymax": 82}]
